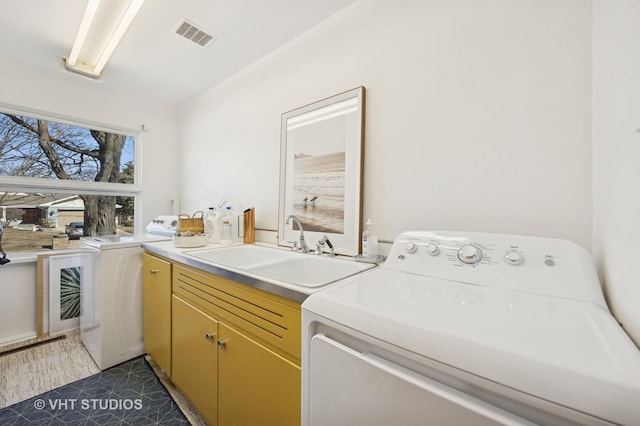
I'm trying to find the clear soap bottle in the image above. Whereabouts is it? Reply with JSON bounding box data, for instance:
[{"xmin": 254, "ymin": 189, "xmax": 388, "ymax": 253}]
[
  {"xmin": 220, "ymin": 218, "xmax": 232, "ymax": 245},
  {"xmin": 362, "ymin": 218, "xmax": 378, "ymax": 259}
]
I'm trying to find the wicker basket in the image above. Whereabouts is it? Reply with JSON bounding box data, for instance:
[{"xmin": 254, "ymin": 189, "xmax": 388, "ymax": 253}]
[{"xmin": 177, "ymin": 211, "xmax": 205, "ymax": 235}]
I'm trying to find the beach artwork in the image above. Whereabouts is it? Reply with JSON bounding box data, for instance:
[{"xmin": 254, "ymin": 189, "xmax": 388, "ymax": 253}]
[
  {"xmin": 289, "ymin": 115, "xmax": 347, "ymax": 233},
  {"xmin": 279, "ymin": 87, "xmax": 365, "ymax": 256}
]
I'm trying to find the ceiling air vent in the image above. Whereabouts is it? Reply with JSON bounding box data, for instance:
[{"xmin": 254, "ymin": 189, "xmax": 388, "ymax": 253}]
[{"xmin": 175, "ymin": 19, "xmax": 215, "ymax": 47}]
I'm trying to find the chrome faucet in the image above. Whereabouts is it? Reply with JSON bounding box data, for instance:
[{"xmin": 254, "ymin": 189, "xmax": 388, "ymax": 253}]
[{"xmin": 286, "ymin": 215, "xmax": 309, "ymax": 253}]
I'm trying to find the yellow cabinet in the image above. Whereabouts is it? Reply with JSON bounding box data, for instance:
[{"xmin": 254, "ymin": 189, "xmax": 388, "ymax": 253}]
[
  {"xmin": 218, "ymin": 322, "xmax": 301, "ymax": 426},
  {"xmin": 142, "ymin": 253, "xmax": 172, "ymax": 376},
  {"xmin": 144, "ymin": 258, "xmax": 302, "ymax": 425},
  {"xmin": 172, "ymin": 295, "xmax": 218, "ymax": 425}
]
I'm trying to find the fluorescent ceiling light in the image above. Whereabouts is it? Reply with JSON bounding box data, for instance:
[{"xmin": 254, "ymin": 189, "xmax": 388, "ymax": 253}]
[
  {"xmin": 94, "ymin": 0, "xmax": 144, "ymax": 75},
  {"xmin": 65, "ymin": 0, "xmax": 144, "ymax": 78},
  {"xmin": 67, "ymin": 0, "xmax": 100, "ymax": 67}
]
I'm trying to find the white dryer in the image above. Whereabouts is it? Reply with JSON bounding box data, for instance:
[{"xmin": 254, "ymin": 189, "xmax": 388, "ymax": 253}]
[
  {"xmin": 302, "ymin": 231, "xmax": 640, "ymax": 425},
  {"xmin": 80, "ymin": 233, "xmax": 170, "ymax": 370}
]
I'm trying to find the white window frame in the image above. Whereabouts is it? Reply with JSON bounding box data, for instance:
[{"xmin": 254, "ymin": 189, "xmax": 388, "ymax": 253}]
[{"xmin": 0, "ymin": 102, "xmax": 143, "ymax": 237}]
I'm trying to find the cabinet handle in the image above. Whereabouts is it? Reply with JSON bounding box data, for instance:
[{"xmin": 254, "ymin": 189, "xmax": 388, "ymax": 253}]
[
  {"xmin": 205, "ymin": 333, "xmax": 215, "ymax": 342},
  {"xmin": 149, "ymin": 269, "xmax": 160, "ymax": 275},
  {"xmin": 217, "ymin": 339, "xmax": 226, "ymax": 350}
]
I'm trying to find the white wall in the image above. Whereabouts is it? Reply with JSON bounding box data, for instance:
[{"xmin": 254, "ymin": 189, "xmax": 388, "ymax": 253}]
[
  {"xmin": 179, "ymin": 0, "xmax": 593, "ymax": 250},
  {"xmin": 593, "ymin": 0, "xmax": 640, "ymax": 345}
]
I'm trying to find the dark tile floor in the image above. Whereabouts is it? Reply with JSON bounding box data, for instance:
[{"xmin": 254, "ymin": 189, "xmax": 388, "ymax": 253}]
[{"xmin": 0, "ymin": 356, "xmax": 189, "ymax": 425}]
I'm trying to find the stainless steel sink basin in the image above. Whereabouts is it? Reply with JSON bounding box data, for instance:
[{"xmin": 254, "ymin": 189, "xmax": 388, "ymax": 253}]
[{"xmin": 185, "ymin": 245, "xmax": 375, "ymax": 288}]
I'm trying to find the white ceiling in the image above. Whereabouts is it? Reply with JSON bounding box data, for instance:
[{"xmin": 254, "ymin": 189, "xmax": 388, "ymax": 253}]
[{"xmin": 0, "ymin": 0, "xmax": 357, "ymax": 107}]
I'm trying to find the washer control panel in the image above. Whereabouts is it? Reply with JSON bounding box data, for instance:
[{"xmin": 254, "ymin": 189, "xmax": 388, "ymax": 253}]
[
  {"xmin": 384, "ymin": 231, "xmax": 606, "ymax": 308},
  {"xmin": 391, "ymin": 232, "xmax": 529, "ymax": 269}
]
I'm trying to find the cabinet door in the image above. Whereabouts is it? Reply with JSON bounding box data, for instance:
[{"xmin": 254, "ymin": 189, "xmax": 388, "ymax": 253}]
[
  {"xmin": 172, "ymin": 295, "xmax": 219, "ymax": 425},
  {"xmin": 142, "ymin": 253, "xmax": 172, "ymax": 376},
  {"xmin": 218, "ymin": 322, "xmax": 301, "ymax": 426}
]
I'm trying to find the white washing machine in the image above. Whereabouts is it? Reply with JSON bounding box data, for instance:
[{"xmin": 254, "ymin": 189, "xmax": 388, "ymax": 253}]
[
  {"xmin": 302, "ymin": 231, "xmax": 640, "ymax": 426},
  {"xmin": 80, "ymin": 231, "xmax": 171, "ymax": 370}
]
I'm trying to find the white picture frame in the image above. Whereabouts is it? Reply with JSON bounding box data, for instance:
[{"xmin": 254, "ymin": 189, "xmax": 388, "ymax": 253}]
[
  {"xmin": 49, "ymin": 252, "xmax": 93, "ymax": 335},
  {"xmin": 278, "ymin": 87, "xmax": 366, "ymax": 256}
]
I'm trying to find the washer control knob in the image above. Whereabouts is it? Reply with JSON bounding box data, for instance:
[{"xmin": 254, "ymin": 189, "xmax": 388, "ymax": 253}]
[
  {"xmin": 504, "ymin": 250, "xmax": 523, "ymax": 265},
  {"xmin": 457, "ymin": 244, "xmax": 483, "ymax": 264},
  {"xmin": 405, "ymin": 242, "xmax": 418, "ymax": 253},
  {"xmin": 425, "ymin": 243, "xmax": 439, "ymax": 256}
]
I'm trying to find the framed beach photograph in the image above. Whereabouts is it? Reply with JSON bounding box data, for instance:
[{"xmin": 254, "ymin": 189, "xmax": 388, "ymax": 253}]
[
  {"xmin": 49, "ymin": 252, "xmax": 94, "ymax": 335},
  {"xmin": 278, "ymin": 87, "xmax": 365, "ymax": 256}
]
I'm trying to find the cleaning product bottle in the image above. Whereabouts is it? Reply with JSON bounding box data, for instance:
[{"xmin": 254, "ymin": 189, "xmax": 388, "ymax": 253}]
[
  {"xmin": 220, "ymin": 218, "xmax": 232, "ymax": 245},
  {"xmin": 205, "ymin": 207, "xmax": 216, "ymax": 243},
  {"xmin": 219, "ymin": 206, "xmax": 233, "ymax": 245},
  {"xmin": 362, "ymin": 218, "xmax": 378, "ymax": 259},
  {"xmin": 213, "ymin": 207, "xmax": 228, "ymax": 244}
]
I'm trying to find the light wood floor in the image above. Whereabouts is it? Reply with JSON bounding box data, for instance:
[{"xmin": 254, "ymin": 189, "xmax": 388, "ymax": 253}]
[{"xmin": 0, "ymin": 330, "xmax": 99, "ymax": 408}]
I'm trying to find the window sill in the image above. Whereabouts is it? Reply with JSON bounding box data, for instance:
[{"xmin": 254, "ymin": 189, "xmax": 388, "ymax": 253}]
[{"xmin": 2, "ymin": 248, "xmax": 94, "ymax": 265}]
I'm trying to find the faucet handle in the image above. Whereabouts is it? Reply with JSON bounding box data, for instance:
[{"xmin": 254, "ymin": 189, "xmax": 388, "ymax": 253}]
[
  {"xmin": 287, "ymin": 241, "xmax": 298, "ymax": 251},
  {"xmin": 317, "ymin": 235, "xmax": 336, "ymax": 256}
]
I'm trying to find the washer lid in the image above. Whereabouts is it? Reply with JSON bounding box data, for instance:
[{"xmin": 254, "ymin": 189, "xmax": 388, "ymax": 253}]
[
  {"xmin": 303, "ymin": 268, "xmax": 640, "ymax": 425},
  {"xmin": 80, "ymin": 233, "xmax": 170, "ymax": 249}
]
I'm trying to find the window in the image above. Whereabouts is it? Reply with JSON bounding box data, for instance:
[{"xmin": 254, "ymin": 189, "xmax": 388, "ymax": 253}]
[{"xmin": 0, "ymin": 106, "xmax": 139, "ymax": 254}]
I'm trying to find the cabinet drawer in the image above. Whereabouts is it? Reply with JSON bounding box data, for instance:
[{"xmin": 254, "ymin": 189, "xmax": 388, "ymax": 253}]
[{"xmin": 173, "ymin": 264, "xmax": 301, "ymax": 363}]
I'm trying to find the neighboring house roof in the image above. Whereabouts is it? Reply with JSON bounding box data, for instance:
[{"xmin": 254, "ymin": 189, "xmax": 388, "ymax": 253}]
[
  {"xmin": 0, "ymin": 194, "xmax": 120, "ymax": 210},
  {"xmin": 40, "ymin": 197, "xmax": 85, "ymax": 211},
  {"xmin": 0, "ymin": 193, "xmax": 84, "ymax": 210}
]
